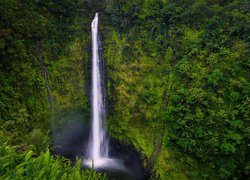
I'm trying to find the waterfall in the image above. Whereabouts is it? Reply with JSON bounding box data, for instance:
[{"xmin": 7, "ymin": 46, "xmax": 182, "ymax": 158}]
[
  {"xmin": 84, "ymin": 12, "xmax": 122, "ymax": 169},
  {"xmin": 90, "ymin": 12, "xmax": 108, "ymax": 162}
]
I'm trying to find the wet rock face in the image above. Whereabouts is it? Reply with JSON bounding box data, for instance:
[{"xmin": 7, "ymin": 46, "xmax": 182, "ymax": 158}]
[{"xmin": 108, "ymin": 138, "xmax": 150, "ymax": 179}]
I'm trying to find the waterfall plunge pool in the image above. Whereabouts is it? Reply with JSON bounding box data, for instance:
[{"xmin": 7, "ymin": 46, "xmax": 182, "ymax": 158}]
[{"xmin": 51, "ymin": 109, "xmax": 149, "ymax": 180}]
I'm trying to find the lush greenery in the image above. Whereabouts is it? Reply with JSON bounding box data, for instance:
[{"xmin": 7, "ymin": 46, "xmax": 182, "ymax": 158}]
[
  {"xmin": 103, "ymin": 0, "xmax": 250, "ymax": 179},
  {"xmin": 0, "ymin": 0, "xmax": 249, "ymax": 179},
  {"xmin": 0, "ymin": 142, "xmax": 105, "ymax": 179},
  {"xmin": 0, "ymin": 0, "xmax": 97, "ymax": 178}
]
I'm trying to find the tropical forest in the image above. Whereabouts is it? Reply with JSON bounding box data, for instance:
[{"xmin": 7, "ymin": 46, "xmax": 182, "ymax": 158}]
[{"xmin": 0, "ymin": 0, "xmax": 249, "ymax": 179}]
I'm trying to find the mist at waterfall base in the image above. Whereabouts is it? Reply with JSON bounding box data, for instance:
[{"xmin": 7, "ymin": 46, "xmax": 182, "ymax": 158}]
[
  {"xmin": 52, "ymin": 13, "xmax": 148, "ymax": 179},
  {"xmin": 51, "ymin": 110, "xmax": 147, "ymax": 180}
]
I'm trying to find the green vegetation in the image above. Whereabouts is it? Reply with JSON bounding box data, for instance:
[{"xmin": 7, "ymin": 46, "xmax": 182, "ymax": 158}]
[
  {"xmin": 0, "ymin": 142, "xmax": 105, "ymax": 179},
  {"xmin": 0, "ymin": 0, "xmax": 249, "ymax": 179},
  {"xmin": 0, "ymin": 0, "xmax": 92, "ymax": 143},
  {"xmin": 103, "ymin": 0, "xmax": 250, "ymax": 179},
  {"xmin": 0, "ymin": 0, "xmax": 98, "ymax": 178}
]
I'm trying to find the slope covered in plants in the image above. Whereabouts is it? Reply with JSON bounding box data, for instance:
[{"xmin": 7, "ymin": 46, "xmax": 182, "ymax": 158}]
[
  {"xmin": 103, "ymin": 0, "xmax": 249, "ymax": 179},
  {"xmin": 0, "ymin": 0, "xmax": 249, "ymax": 179},
  {"xmin": 0, "ymin": 0, "xmax": 97, "ymax": 178}
]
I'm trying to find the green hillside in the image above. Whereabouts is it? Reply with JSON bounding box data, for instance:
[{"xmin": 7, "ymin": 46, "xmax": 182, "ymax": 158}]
[{"xmin": 0, "ymin": 0, "xmax": 249, "ymax": 179}]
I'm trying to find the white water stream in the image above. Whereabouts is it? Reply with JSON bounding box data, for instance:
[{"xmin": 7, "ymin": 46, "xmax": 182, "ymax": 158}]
[
  {"xmin": 91, "ymin": 12, "xmax": 107, "ymax": 162},
  {"xmin": 84, "ymin": 13, "xmax": 121, "ymax": 169}
]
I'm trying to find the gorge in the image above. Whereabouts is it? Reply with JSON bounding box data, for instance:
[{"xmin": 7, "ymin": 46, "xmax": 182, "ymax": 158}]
[{"xmin": 0, "ymin": 1, "xmax": 249, "ymax": 179}]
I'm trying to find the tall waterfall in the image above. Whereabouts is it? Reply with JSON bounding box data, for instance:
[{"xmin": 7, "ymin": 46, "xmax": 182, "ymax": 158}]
[
  {"xmin": 90, "ymin": 12, "xmax": 108, "ymax": 162},
  {"xmin": 84, "ymin": 13, "xmax": 121, "ymax": 169}
]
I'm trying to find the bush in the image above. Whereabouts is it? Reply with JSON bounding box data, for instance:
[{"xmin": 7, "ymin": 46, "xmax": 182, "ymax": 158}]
[
  {"xmin": 0, "ymin": 142, "xmax": 106, "ymax": 179},
  {"xmin": 23, "ymin": 129, "xmax": 50, "ymax": 152}
]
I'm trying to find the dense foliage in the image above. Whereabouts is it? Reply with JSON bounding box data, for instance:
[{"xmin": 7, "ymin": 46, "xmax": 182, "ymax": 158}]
[
  {"xmin": 0, "ymin": 0, "xmax": 249, "ymax": 179},
  {"xmin": 0, "ymin": 0, "xmax": 92, "ymax": 142},
  {"xmin": 0, "ymin": 142, "xmax": 104, "ymax": 179},
  {"xmin": 0, "ymin": 0, "xmax": 96, "ymax": 178},
  {"xmin": 103, "ymin": 0, "xmax": 250, "ymax": 179}
]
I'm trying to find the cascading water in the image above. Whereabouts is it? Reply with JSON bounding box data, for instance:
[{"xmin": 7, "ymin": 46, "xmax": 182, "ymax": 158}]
[
  {"xmin": 84, "ymin": 13, "xmax": 121, "ymax": 169},
  {"xmin": 90, "ymin": 12, "xmax": 108, "ymax": 162},
  {"xmin": 77, "ymin": 13, "xmax": 147, "ymax": 178}
]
